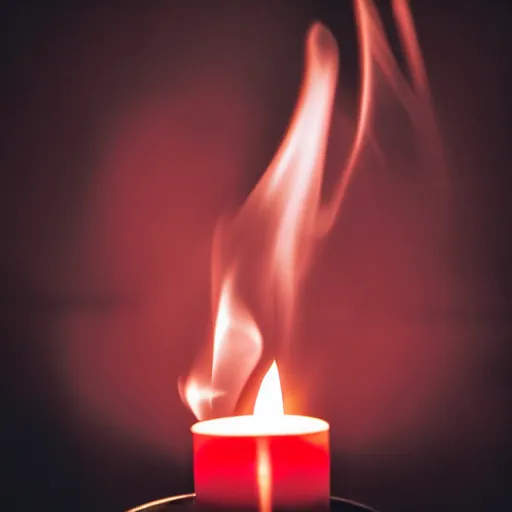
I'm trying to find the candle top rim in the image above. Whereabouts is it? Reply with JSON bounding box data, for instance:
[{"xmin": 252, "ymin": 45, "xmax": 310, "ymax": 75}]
[{"xmin": 191, "ymin": 414, "xmax": 329, "ymax": 437}]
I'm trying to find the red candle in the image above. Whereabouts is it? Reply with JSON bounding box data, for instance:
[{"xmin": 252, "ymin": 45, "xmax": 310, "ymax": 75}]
[{"xmin": 192, "ymin": 362, "xmax": 330, "ymax": 510}]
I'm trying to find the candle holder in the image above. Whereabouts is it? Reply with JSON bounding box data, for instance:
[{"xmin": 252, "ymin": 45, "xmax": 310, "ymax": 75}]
[{"xmin": 126, "ymin": 493, "xmax": 378, "ymax": 511}]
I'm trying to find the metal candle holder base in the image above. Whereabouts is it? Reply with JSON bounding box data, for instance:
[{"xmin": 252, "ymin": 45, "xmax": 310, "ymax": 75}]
[{"xmin": 126, "ymin": 493, "xmax": 378, "ymax": 511}]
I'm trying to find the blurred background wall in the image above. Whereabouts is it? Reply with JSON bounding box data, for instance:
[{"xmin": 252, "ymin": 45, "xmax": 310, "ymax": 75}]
[{"xmin": 0, "ymin": 1, "xmax": 510, "ymax": 510}]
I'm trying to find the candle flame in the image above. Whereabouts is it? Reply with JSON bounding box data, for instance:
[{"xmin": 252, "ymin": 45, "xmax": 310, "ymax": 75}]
[{"xmin": 253, "ymin": 361, "xmax": 284, "ymax": 417}]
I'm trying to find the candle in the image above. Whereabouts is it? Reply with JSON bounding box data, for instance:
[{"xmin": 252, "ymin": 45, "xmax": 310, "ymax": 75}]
[{"xmin": 192, "ymin": 361, "xmax": 330, "ymax": 511}]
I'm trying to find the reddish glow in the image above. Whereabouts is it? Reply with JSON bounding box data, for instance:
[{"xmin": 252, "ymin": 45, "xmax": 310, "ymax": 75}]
[{"xmin": 57, "ymin": 1, "xmax": 497, "ymax": 482}]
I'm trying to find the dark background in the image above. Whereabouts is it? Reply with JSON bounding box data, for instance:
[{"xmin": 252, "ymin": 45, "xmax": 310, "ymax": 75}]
[{"xmin": 1, "ymin": 1, "xmax": 510, "ymax": 511}]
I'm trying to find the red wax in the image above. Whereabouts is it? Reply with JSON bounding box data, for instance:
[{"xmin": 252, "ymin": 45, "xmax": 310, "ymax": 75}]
[{"xmin": 192, "ymin": 415, "xmax": 330, "ymax": 510}]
